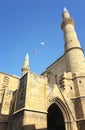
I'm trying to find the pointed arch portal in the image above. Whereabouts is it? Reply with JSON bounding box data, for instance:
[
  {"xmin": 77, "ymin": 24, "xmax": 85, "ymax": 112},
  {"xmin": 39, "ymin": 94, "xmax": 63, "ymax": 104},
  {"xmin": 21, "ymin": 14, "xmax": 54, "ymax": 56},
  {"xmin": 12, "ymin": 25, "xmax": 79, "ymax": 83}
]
[{"xmin": 47, "ymin": 103, "xmax": 65, "ymax": 130}]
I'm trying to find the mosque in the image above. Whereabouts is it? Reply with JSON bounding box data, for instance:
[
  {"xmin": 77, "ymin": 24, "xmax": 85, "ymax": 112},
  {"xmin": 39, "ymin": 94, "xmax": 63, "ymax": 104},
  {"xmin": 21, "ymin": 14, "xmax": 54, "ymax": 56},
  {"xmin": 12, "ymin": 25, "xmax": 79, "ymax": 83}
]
[{"xmin": 0, "ymin": 8, "xmax": 85, "ymax": 130}]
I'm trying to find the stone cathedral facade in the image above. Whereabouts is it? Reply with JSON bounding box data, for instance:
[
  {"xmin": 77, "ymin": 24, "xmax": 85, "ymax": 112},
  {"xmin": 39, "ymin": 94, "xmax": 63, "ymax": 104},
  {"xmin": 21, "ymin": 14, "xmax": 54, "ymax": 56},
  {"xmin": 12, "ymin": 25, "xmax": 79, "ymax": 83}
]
[{"xmin": 0, "ymin": 8, "xmax": 85, "ymax": 130}]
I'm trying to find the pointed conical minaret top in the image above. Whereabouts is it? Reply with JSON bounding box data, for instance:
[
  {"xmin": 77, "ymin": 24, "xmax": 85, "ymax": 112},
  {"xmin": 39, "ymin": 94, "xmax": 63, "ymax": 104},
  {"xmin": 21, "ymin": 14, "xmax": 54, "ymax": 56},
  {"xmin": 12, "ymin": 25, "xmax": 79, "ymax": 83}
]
[
  {"xmin": 63, "ymin": 7, "xmax": 68, "ymax": 12},
  {"xmin": 25, "ymin": 53, "xmax": 29, "ymax": 60},
  {"xmin": 21, "ymin": 53, "xmax": 30, "ymax": 75}
]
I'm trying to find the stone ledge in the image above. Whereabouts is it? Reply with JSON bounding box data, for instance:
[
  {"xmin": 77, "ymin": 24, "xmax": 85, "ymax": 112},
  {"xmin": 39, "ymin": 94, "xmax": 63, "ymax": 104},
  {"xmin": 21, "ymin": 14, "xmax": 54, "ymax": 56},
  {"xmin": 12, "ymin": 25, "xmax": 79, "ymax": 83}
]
[{"xmin": 13, "ymin": 108, "xmax": 47, "ymax": 115}]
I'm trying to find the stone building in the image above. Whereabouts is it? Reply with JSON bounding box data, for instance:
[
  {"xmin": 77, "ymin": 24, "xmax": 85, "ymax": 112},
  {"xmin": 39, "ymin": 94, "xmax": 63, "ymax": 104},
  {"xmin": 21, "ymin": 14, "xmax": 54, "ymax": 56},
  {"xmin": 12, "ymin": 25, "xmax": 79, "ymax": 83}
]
[{"xmin": 0, "ymin": 8, "xmax": 85, "ymax": 130}]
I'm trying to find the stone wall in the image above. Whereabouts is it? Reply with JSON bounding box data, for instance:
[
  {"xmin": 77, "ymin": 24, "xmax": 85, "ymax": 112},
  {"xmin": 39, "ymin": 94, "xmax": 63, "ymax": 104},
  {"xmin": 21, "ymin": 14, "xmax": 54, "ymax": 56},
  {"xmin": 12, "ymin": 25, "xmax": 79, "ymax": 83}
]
[
  {"xmin": 25, "ymin": 72, "xmax": 47, "ymax": 112},
  {"xmin": 23, "ymin": 110, "xmax": 47, "ymax": 130},
  {"xmin": 0, "ymin": 72, "xmax": 19, "ymax": 130}
]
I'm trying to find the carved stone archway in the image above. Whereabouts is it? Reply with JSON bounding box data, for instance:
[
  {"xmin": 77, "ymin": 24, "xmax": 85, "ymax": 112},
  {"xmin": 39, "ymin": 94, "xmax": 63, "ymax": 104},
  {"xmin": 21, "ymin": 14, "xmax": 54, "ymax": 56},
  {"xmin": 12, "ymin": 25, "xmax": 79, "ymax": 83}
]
[{"xmin": 47, "ymin": 98, "xmax": 72, "ymax": 130}]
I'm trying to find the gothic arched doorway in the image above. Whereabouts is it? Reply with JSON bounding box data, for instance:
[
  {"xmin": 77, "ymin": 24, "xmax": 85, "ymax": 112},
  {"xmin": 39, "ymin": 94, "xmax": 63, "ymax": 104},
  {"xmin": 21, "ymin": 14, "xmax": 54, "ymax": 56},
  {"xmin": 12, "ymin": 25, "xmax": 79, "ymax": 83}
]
[{"xmin": 47, "ymin": 103, "xmax": 65, "ymax": 130}]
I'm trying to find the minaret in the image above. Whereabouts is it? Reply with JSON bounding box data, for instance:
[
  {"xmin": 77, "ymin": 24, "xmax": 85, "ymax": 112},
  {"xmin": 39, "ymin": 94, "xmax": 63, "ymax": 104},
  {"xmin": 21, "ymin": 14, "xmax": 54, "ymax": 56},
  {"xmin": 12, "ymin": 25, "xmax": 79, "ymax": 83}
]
[
  {"xmin": 61, "ymin": 7, "xmax": 85, "ymax": 72},
  {"xmin": 21, "ymin": 53, "xmax": 30, "ymax": 75}
]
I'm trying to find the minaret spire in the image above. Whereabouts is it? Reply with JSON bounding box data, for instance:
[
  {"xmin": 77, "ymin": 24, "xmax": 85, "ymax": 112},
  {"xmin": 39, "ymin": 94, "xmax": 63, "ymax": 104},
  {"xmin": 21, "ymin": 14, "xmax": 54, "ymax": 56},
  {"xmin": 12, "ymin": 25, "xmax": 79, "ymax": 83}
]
[
  {"xmin": 61, "ymin": 8, "xmax": 85, "ymax": 72},
  {"xmin": 63, "ymin": 7, "xmax": 68, "ymax": 12},
  {"xmin": 61, "ymin": 7, "xmax": 81, "ymax": 51},
  {"xmin": 21, "ymin": 53, "xmax": 30, "ymax": 75},
  {"xmin": 25, "ymin": 53, "xmax": 29, "ymax": 60}
]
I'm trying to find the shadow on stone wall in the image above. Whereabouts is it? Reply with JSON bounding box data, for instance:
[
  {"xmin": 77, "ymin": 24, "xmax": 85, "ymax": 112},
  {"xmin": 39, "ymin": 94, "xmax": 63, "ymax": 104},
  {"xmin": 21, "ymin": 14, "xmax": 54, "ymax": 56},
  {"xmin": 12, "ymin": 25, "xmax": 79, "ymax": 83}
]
[{"xmin": 0, "ymin": 114, "xmax": 9, "ymax": 130}]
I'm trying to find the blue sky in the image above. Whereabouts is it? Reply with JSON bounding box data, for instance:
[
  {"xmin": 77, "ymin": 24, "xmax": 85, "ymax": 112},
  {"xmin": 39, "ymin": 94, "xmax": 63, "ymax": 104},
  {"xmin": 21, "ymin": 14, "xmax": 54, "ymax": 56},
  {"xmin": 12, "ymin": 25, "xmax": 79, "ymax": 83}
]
[{"xmin": 0, "ymin": 0, "xmax": 85, "ymax": 76}]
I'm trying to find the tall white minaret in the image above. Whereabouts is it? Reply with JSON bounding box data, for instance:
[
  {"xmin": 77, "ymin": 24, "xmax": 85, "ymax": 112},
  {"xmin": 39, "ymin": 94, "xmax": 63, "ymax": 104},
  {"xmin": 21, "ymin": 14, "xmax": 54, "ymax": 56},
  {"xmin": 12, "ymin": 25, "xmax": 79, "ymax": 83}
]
[
  {"xmin": 61, "ymin": 7, "xmax": 85, "ymax": 72},
  {"xmin": 21, "ymin": 53, "xmax": 30, "ymax": 75}
]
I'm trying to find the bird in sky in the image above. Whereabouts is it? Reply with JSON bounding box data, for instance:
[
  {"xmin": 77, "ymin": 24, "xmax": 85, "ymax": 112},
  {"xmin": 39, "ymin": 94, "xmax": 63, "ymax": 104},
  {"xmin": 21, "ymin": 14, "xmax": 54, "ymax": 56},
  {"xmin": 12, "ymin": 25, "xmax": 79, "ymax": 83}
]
[
  {"xmin": 40, "ymin": 42, "xmax": 45, "ymax": 45},
  {"xmin": 32, "ymin": 41, "xmax": 45, "ymax": 55},
  {"xmin": 32, "ymin": 50, "xmax": 37, "ymax": 55}
]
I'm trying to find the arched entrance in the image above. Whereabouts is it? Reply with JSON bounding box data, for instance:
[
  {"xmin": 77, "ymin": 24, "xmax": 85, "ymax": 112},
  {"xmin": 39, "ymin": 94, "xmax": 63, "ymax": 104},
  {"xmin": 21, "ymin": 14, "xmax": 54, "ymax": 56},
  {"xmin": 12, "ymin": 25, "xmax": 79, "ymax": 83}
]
[{"xmin": 47, "ymin": 103, "xmax": 65, "ymax": 130}]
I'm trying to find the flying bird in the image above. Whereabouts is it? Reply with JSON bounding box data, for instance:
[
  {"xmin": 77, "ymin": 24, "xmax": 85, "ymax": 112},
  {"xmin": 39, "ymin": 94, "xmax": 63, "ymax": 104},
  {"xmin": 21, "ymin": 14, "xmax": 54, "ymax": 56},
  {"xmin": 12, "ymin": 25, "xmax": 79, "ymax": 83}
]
[
  {"xmin": 32, "ymin": 50, "xmax": 37, "ymax": 55},
  {"xmin": 40, "ymin": 42, "xmax": 45, "ymax": 45}
]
